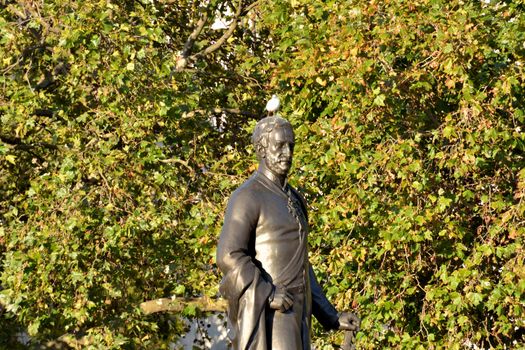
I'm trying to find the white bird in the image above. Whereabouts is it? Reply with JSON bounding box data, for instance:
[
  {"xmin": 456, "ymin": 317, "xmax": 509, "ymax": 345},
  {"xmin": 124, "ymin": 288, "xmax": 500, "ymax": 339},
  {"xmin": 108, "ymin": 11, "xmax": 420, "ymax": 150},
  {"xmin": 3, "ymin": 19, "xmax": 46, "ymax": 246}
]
[{"xmin": 265, "ymin": 94, "xmax": 280, "ymax": 116}]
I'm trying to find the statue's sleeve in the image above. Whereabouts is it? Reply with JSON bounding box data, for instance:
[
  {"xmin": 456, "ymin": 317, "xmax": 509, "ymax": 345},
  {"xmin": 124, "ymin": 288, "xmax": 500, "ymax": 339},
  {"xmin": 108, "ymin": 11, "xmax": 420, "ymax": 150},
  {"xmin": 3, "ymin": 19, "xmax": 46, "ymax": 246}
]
[
  {"xmin": 216, "ymin": 188, "xmax": 273, "ymax": 348},
  {"xmin": 291, "ymin": 186, "xmax": 339, "ymax": 329},
  {"xmin": 309, "ymin": 266, "xmax": 340, "ymax": 330},
  {"xmin": 216, "ymin": 188, "xmax": 271, "ymax": 304}
]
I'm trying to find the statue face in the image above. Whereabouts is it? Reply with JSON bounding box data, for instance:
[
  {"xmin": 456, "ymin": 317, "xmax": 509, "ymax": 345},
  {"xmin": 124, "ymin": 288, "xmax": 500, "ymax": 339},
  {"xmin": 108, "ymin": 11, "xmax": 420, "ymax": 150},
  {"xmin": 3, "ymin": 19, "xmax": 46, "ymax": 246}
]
[{"xmin": 263, "ymin": 126, "xmax": 295, "ymax": 177}]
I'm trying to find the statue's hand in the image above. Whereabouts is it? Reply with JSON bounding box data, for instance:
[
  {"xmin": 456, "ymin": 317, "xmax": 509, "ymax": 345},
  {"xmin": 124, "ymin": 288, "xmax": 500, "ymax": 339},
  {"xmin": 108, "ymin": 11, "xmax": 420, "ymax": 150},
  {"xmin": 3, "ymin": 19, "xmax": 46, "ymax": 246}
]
[
  {"xmin": 269, "ymin": 286, "xmax": 294, "ymax": 312},
  {"xmin": 338, "ymin": 312, "xmax": 360, "ymax": 332}
]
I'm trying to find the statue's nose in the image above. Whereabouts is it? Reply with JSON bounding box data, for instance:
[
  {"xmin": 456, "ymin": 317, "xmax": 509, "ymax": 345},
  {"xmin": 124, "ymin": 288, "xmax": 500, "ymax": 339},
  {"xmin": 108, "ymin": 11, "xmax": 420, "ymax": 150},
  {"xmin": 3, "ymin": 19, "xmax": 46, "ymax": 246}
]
[{"xmin": 283, "ymin": 145, "xmax": 292, "ymax": 157}]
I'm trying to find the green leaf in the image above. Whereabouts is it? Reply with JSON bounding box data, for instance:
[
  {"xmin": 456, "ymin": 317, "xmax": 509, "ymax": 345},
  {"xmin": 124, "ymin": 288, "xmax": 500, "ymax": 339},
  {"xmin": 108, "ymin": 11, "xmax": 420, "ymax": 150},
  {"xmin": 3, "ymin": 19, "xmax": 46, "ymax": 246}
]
[{"xmin": 373, "ymin": 94, "xmax": 386, "ymax": 107}]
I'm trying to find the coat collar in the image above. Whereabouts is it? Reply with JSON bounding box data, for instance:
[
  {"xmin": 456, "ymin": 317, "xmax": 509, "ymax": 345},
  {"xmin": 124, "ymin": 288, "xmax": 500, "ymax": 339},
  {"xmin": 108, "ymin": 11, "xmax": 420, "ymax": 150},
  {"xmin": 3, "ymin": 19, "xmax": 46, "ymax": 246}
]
[{"xmin": 256, "ymin": 169, "xmax": 288, "ymax": 192}]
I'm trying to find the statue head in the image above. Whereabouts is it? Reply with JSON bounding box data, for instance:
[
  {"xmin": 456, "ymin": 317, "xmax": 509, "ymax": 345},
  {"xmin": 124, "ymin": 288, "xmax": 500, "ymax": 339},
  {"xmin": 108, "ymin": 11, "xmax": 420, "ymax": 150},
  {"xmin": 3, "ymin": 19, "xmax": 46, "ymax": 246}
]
[{"xmin": 252, "ymin": 116, "xmax": 295, "ymax": 177}]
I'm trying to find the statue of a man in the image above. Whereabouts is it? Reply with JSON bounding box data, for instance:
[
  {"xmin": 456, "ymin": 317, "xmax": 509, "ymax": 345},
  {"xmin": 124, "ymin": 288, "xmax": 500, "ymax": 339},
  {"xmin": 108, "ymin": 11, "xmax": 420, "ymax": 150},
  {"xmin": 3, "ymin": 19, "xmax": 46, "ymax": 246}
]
[{"xmin": 216, "ymin": 113, "xmax": 360, "ymax": 350}]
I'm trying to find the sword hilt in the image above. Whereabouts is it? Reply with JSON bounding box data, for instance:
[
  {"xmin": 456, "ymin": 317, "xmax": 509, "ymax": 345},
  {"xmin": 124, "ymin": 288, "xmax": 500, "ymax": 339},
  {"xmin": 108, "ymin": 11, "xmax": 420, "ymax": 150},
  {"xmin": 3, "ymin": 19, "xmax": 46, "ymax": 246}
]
[{"xmin": 341, "ymin": 330, "xmax": 356, "ymax": 350}]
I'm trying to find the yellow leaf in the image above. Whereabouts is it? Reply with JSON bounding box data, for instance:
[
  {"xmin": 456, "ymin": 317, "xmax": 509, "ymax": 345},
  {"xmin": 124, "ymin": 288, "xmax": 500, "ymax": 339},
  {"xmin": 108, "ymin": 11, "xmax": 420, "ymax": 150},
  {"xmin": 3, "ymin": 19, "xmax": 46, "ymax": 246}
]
[{"xmin": 5, "ymin": 154, "xmax": 16, "ymax": 164}]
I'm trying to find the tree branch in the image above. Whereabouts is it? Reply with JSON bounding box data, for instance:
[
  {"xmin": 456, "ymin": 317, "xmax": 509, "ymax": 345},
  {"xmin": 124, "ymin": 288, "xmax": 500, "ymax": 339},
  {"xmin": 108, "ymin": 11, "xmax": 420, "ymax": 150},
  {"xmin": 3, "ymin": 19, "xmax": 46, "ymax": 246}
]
[
  {"xmin": 241, "ymin": 0, "xmax": 259, "ymax": 16},
  {"xmin": 158, "ymin": 158, "xmax": 195, "ymax": 175},
  {"xmin": 181, "ymin": 13, "xmax": 209, "ymax": 58},
  {"xmin": 183, "ymin": 107, "xmax": 259, "ymax": 119},
  {"xmin": 140, "ymin": 296, "xmax": 228, "ymax": 315},
  {"xmin": 176, "ymin": 7, "xmax": 210, "ymax": 71},
  {"xmin": 176, "ymin": 1, "xmax": 259, "ymax": 70},
  {"xmin": 191, "ymin": 0, "xmax": 243, "ymax": 59}
]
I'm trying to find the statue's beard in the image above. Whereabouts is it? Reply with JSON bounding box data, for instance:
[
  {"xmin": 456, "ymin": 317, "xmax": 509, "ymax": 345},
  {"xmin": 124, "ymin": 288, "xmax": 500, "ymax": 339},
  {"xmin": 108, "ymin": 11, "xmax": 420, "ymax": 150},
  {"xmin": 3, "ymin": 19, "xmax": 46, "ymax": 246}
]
[{"xmin": 266, "ymin": 156, "xmax": 292, "ymax": 176}]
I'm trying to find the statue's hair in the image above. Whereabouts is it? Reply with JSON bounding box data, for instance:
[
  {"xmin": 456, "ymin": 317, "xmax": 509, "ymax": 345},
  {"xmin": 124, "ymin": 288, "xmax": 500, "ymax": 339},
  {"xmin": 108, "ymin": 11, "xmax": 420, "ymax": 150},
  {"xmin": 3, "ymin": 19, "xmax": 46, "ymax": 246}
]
[{"xmin": 251, "ymin": 116, "xmax": 293, "ymax": 159}]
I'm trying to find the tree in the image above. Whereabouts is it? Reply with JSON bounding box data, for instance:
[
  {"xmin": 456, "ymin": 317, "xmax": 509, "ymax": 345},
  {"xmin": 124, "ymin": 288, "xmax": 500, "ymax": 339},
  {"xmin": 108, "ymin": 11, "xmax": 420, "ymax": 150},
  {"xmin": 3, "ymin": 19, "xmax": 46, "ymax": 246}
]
[
  {"xmin": 1, "ymin": 0, "xmax": 524, "ymax": 348},
  {"xmin": 262, "ymin": 0, "xmax": 525, "ymax": 348},
  {"xmin": 1, "ymin": 0, "xmax": 267, "ymax": 347}
]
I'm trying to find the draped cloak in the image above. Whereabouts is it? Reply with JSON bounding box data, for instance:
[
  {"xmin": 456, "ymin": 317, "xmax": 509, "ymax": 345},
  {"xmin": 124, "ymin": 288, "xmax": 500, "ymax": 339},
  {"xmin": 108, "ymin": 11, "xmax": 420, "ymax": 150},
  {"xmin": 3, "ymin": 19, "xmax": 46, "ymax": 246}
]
[{"xmin": 216, "ymin": 172, "xmax": 340, "ymax": 350}]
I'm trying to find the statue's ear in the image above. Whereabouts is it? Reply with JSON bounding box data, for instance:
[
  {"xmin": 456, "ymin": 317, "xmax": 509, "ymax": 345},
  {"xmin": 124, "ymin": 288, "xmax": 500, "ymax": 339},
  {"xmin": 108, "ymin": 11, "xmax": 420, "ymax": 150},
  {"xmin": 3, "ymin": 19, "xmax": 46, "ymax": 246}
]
[
  {"xmin": 256, "ymin": 144, "xmax": 265, "ymax": 159},
  {"xmin": 255, "ymin": 138, "xmax": 267, "ymax": 159}
]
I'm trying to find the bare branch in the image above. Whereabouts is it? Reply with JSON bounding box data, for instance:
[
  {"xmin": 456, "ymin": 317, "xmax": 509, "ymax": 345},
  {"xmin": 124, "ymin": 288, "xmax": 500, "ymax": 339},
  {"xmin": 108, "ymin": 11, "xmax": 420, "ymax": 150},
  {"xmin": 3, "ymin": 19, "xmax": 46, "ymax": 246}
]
[
  {"xmin": 183, "ymin": 107, "xmax": 259, "ymax": 119},
  {"xmin": 181, "ymin": 12, "xmax": 209, "ymax": 58},
  {"xmin": 140, "ymin": 296, "xmax": 228, "ymax": 315},
  {"xmin": 158, "ymin": 158, "xmax": 195, "ymax": 175},
  {"xmin": 176, "ymin": 6, "xmax": 210, "ymax": 70},
  {"xmin": 176, "ymin": 1, "xmax": 259, "ymax": 70},
  {"xmin": 191, "ymin": 0, "xmax": 243, "ymax": 59},
  {"xmin": 241, "ymin": 0, "xmax": 260, "ymax": 16}
]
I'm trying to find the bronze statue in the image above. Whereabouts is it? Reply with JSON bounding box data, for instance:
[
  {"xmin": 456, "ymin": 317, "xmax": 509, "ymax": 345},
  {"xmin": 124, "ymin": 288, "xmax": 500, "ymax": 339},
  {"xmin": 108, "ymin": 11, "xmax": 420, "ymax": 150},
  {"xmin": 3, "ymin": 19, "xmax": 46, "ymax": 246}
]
[{"xmin": 216, "ymin": 99, "xmax": 360, "ymax": 350}]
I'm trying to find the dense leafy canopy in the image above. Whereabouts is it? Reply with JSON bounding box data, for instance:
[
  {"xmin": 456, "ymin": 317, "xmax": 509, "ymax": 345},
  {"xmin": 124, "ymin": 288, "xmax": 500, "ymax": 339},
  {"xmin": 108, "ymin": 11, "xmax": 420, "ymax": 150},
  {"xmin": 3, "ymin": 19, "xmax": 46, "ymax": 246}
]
[
  {"xmin": 266, "ymin": 1, "xmax": 525, "ymax": 348},
  {"xmin": 1, "ymin": 0, "xmax": 524, "ymax": 349}
]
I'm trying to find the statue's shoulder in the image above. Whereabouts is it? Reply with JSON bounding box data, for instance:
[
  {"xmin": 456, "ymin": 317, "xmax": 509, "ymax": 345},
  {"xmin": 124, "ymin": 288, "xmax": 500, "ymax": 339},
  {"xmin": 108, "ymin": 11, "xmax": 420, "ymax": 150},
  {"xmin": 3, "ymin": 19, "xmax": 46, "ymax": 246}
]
[
  {"xmin": 229, "ymin": 174, "xmax": 264, "ymax": 202},
  {"xmin": 288, "ymin": 185, "xmax": 307, "ymax": 203}
]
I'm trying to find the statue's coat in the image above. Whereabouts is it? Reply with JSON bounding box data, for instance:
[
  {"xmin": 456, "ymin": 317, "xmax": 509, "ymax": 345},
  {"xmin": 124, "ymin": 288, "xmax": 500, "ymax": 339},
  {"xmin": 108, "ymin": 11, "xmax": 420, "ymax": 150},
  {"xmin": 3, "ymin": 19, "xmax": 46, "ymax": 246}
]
[{"xmin": 217, "ymin": 172, "xmax": 339, "ymax": 350}]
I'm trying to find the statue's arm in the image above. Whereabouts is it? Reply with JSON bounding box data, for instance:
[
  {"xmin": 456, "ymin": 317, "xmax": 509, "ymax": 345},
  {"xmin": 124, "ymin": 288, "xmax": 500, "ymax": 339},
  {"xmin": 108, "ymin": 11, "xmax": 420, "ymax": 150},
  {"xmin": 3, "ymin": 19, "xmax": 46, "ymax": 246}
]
[
  {"xmin": 294, "ymin": 188, "xmax": 339, "ymax": 326},
  {"xmin": 217, "ymin": 189, "xmax": 259, "ymax": 279},
  {"xmin": 309, "ymin": 266, "xmax": 340, "ymax": 330},
  {"xmin": 310, "ymin": 267, "xmax": 361, "ymax": 332},
  {"xmin": 217, "ymin": 188, "xmax": 273, "ymax": 303}
]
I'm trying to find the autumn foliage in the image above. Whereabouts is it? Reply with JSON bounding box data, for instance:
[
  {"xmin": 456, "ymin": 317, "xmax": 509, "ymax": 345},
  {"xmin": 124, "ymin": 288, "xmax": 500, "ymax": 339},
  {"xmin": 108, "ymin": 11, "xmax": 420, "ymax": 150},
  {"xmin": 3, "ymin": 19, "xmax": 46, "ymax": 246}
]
[{"xmin": 1, "ymin": 0, "xmax": 523, "ymax": 349}]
